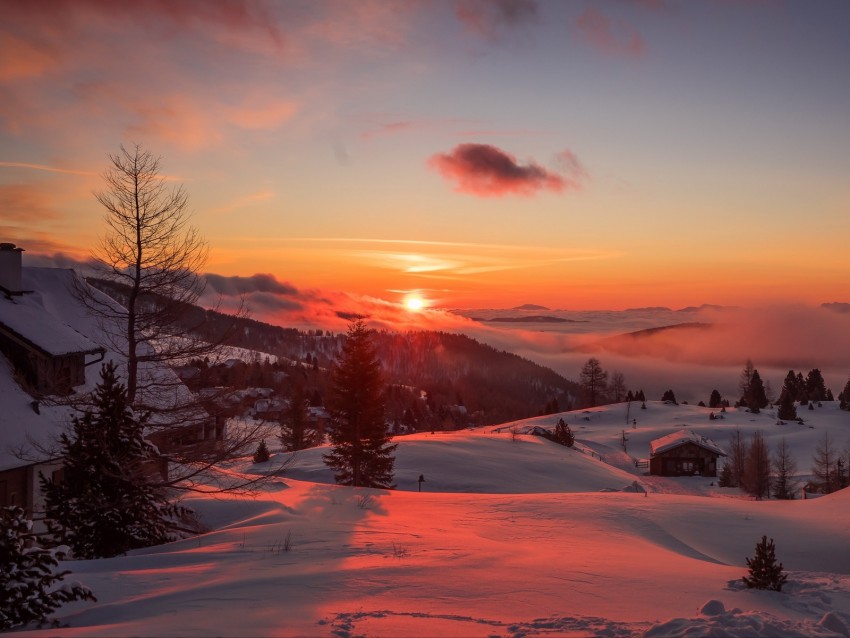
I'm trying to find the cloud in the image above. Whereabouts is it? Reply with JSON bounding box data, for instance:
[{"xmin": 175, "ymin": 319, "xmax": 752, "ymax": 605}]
[
  {"xmin": 454, "ymin": 0, "xmax": 539, "ymax": 40},
  {"xmin": 455, "ymin": 304, "xmax": 850, "ymax": 404},
  {"xmin": 428, "ymin": 143, "xmax": 583, "ymax": 197},
  {"xmin": 204, "ymin": 273, "xmax": 300, "ymax": 297},
  {"xmin": 574, "ymin": 8, "xmax": 646, "ymax": 58}
]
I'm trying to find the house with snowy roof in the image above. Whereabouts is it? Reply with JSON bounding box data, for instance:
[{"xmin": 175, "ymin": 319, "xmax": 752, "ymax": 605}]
[
  {"xmin": 0, "ymin": 243, "xmax": 221, "ymax": 521},
  {"xmin": 648, "ymin": 429, "xmax": 725, "ymax": 477}
]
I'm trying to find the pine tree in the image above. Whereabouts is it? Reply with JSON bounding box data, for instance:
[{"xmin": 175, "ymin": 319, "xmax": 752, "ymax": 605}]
[
  {"xmin": 718, "ymin": 461, "xmax": 735, "ymax": 487},
  {"xmin": 746, "ymin": 370, "xmax": 768, "ymax": 412},
  {"xmin": 743, "ymin": 535, "xmax": 788, "ymax": 592},
  {"xmin": 41, "ymin": 362, "xmax": 182, "ymax": 559},
  {"xmin": 323, "ymin": 320, "xmax": 396, "ymax": 488},
  {"xmin": 840, "ymin": 378, "xmax": 850, "ymax": 411},
  {"xmin": 739, "ymin": 359, "xmax": 755, "ymax": 404},
  {"xmin": 554, "ymin": 418, "xmax": 575, "ymax": 447},
  {"xmin": 280, "ymin": 378, "xmax": 320, "ymax": 451},
  {"xmin": 772, "ymin": 438, "xmax": 798, "ymax": 500},
  {"xmin": 661, "ymin": 389, "xmax": 677, "ymax": 404},
  {"xmin": 777, "ymin": 387, "xmax": 797, "ymax": 421},
  {"xmin": 253, "ymin": 439, "xmax": 270, "ymax": 464},
  {"xmin": 805, "ymin": 368, "xmax": 827, "ymax": 402},
  {"xmin": 0, "ymin": 506, "xmax": 95, "ymax": 631},
  {"xmin": 709, "ymin": 389, "xmax": 722, "ymax": 409}
]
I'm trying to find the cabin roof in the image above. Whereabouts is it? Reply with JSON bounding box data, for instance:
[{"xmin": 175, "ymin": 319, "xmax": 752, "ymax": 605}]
[
  {"xmin": 0, "ymin": 295, "xmax": 103, "ymax": 357},
  {"xmin": 650, "ymin": 429, "xmax": 726, "ymax": 457}
]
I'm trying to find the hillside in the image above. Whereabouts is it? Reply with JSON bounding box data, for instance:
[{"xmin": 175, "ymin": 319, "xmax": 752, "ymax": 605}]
[
  {"xmin": 89, "ymin": 277, "xmax": 580, "ymax": 426},
  {"xmin": 33, "ymin": 402, "xmax": 850, "ymax": 637}
]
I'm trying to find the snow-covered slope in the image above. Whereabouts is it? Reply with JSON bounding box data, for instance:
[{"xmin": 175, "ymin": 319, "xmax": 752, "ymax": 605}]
[{"xmin": 23, "ymin": 402, "xmax": 850, "ymax": 637}]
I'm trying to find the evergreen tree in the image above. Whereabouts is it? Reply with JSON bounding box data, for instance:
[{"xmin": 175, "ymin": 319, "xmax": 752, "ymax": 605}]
[
  {"xmin": 772, "ymin": 438, "xmax": 798, "ymax": 500},
  {"xmin": 744, "ymin": 431, "xmax": 771, "ymax": 499},
  {"xmin": 777, "ymin": 387, "xmax": 797, "ymax": 421},
  {"xmin": 708, "ymin": 389, "xmax": 722, "ymax": 409},
  {"xmin": 323, "ymin": 320, "xmax": 396, "ymax": 488},
  {"xmin": 661, "ymin": 389, "xmax": 677, "ymax": 404},
  {"xmin": 839, "ymin": 378, "xmax": 850, "ymax": 411},
  {"xmin": 252, "ymin": 439, "xmax": 270, "ymax": 464},
  {"xmin": 796, "ymin": 372, "xmax": 807, "ymax": 403},
  {"xmin": 743, "ymin": 535, "xmax": 788, "ymax": 592},
  {"xmin": 805, "ymin": 368, "xmax": 827, "ymax": 402},
  {"xmin": 280, "ymin": 378, "xmax": 320, "ymax": 451},
  {"xmin": 554, "ymin": 418, "xmax": 575, "ymax": 447},
  {"xmin": 745, "ymin": 370, "xmax": 768, "ymax": 412},
  {"xmin": 718, "ymin": 461, "xmax": 735, "ymax": 487},
  {"xmin": 0, "ymin": 506, "xmax": 95, "ymax": 631},
  {"xmin": 739, "ymin": 359, "xmax": 755, "ymax": 404},
  {"xmin": 41, "ymin": 362, "xmax": 182, "ymax": 559}
]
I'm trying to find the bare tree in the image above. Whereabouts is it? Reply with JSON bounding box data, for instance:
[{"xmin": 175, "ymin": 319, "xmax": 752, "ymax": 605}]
[
  {"xmin": 812, "ymin": 431, "xmax": 839, "ymax": 493},
  {"xmin": 83, "ymin": 144, "xmax": 208, "ymax": 403},
  {"xmin": 744, "ymin": 430, "xmax": 771, "ymax": 499},
  {"xmin": 609, "ymin": 371, "xmax": 626, "ymax": 403},
  {"xmin": 579, "ymin": 358, "xmax": 608, "ymax": 407},
  {"xmin": 772, "ymin": 438, "xmax": 798, "ymax": 499},
  {"xmin": 73, "ymin": 144, "xmax": 266, "ymax": 492},
  {"xmin": 728, "ymin": 427, "xmax": 747, "ymax": 489}
]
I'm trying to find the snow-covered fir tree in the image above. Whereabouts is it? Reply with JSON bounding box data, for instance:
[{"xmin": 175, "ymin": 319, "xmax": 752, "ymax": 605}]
[
  {"xmin": 41, "ymin": 362, "xmax": 183, "ymax": 559},
  {"xmin": 0, "ymin": 506, "xmax": 95, "ymax": 631}
]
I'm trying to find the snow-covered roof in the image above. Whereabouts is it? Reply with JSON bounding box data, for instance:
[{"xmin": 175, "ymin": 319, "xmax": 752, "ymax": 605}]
[
  {"xmin": 0, "ymin": 268, "xmax": 118, "ymax": 471},
  {"xmin": 0, "ymin": 295, "xmax": 103, "ymax": 357},
  {"xmin": 649, "ymin": 429, "xmax": 726, "ymax": 457}
]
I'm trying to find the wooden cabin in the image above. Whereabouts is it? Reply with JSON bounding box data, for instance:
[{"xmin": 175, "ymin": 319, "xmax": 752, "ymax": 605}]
[{"xmin": 649, "ymin": 430, "xmax": 725, "ymax": 477}]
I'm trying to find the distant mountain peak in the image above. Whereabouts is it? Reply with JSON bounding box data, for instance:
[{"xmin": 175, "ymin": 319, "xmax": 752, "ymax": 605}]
[{"xmin": 512, "ymin": 303, "xmax": 550, "ymax": 311}]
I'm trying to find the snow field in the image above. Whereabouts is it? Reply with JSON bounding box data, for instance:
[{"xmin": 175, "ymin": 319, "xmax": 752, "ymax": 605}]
[{"xmin": 24, "ymin": 401, "xmax": 850, "ymax": 637}]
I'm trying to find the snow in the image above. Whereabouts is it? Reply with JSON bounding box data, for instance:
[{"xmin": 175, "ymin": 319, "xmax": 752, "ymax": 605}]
[
  {"xmin": 3, "ymin": 267, "xmax": 850, "ymax": 636},
  {"xmin": 9, "ymin": 401, "xmax": 850, "ymax": 637},
  {"xmin": 649, "ymin": 429, "xmax": 726, "ymax": 457},
  {"xmin": 0, "ymin": 294, "xmax": 100, "ymax": 356}
]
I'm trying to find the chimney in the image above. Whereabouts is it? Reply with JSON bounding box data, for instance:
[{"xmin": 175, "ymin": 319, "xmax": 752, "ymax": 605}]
[{"xmin": 0, "ymin": 242, "xmax": 24, "ymax": 295}]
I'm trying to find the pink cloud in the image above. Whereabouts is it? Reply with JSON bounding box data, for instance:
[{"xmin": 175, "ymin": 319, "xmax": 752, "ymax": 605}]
[
  {"xmin": 574, "ymin": 8, "xmax": 646, "ymax": 58},
  {"xmin": 428, "ymin": 143, "xmax": 584, "ymax": 198}
]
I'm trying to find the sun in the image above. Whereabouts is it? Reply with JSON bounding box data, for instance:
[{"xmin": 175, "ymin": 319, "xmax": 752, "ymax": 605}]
[{"xmin": 404, "ymin": 294, "xmax": 426, "ymax": 312}]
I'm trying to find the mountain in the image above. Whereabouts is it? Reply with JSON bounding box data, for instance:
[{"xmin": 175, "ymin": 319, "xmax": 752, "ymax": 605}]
[
  {"xmin": 512, "ymin": 303, "xmax": 550, "ymax": 311},
  {"xmin": 88, "ymin": 277, "xmax": 579, "ymax": 427},
  {"xmin": 470, "ymin": 315, "xmax": 580, "ymax": 324}
]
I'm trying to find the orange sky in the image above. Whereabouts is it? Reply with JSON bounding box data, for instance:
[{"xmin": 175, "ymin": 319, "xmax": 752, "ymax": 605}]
[{"xmin": 2, "ymin": 1, "xmax": 849, "ymax": 312}]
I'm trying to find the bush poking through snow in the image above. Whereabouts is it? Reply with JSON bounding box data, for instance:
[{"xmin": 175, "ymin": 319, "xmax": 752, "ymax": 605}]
[
  {"xmin": 743, "ymin": 535, "xmax": 788, "ymax": 592},
  {"xmin": 253, "ymin": 439, "xmax": 270, "ymax": 464},
  {"xmin": 0, "ymin": 506, "xmax": 95, "ymax": 631}
]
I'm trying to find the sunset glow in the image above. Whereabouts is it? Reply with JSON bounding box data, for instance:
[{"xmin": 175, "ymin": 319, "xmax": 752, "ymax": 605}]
[
  {"xmin": 404, "ymin": 294, "xmax": 426, "ymax": 312},
  {"xmin": 1, "ymin": 1, "xmax": 848, "ymax": 313}
]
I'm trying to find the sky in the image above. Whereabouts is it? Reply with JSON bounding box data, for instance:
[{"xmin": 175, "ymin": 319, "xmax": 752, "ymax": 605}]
[{"xmin": 2, "ymin": 0, "xmax": 849, "ymax": 313}]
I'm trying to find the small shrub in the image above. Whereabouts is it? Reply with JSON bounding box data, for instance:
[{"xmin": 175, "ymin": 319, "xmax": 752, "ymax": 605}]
[
  {"xmin": 356, "ymin": 493, "xmax": 374, "ymax": 510},
  {"xmin": 253, "ymin": 439, "xmax": 270, "ymax": 464},
  {"xmin": 743, "ymin": 535, "xmax": 788, "ymax": 592}
]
